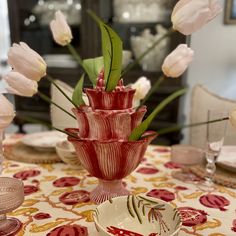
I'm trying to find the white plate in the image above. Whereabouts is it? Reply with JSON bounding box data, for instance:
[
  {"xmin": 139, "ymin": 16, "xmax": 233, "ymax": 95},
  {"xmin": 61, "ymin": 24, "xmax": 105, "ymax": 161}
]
[
  {"xmin": 217, "ymin": 146, "xmax": 236, "ymax": 172},
  {"xmin": 21, "ymin": 131, "xmax": 67, "ymax": 150}
]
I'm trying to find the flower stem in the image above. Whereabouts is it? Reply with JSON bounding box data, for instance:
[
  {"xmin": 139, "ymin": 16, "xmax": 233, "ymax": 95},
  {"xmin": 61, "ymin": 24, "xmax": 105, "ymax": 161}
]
[
  {"xmin": 37, "ymin": 91, "xmax": 76, "ymax": 120},
  {"xmin": 67, "ymin": 43, "xmax": 87, "ymax": 72},
  {"xmin": 157, "ymin": 117, "xmax": 229, "ymax": 135},
  {"xmin": 45, "ymin": 74, "xmax": 77, "ymax": 108},
  {"xmin": 140, "ymin": 75, "xmax": 165, "ymax": 106},
  {"xmin": 121, "ymin": 28, "xmax": 175, "ymax": 77}
]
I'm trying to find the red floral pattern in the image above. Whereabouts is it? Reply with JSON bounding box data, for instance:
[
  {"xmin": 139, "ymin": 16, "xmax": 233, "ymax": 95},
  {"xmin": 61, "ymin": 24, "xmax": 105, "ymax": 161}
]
[
  {"xmin": 136, "ymin": 167, "xmax": 159, "ymax": 174},
  {"xmin": 147, "ymin": 189, "xmax": 175, "ymax": 202},
  {"xmin": 59, "ymin": 190, "xmax": 90, "ymax": 205},
  {"xmin": 2, "ymin": 134, "xmax": 236, "ymax": 235},
  {"xmin": 199, "ymin": 194, "xmax": 230, "ymax": 211},
  {"xmin": 33, "ymin": 213, "xmax": 51, "ymax": 220},
  {"xmin": 175, "ymin": 186, "xmax": 188, "ymax": 191},
  {"xmin": 53, "ymin": 177, "xmax": 80, "ymax": 187},
  {"xmin": 164, "ymin": 161, "xmax": 182, "ymax": 169},
  {"xmin": 46, "ymin": 224, "xmax": 88, "ymax": 236},
  {"xmin": 107, "ymin": 226, "xmax": 143, "ymax": 236},
  {"xmin": 24, "ymin": 185, "xmax": 39, "ymax": 195},
  {"xmin": 178, "ymin": 207, "xmax": 208, "ymax": 227},
  {"xmin": 231, "ymin": 219, "xmax": 236, "ymax": 232},
  {"xmin": 14, "ymin": 170, "xmax": 40, "ymax": 180}
]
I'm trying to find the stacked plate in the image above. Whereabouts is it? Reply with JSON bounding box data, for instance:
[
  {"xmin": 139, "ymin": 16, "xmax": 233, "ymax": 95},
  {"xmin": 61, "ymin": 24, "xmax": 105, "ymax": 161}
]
[{"xmin": 21, "ymin": 131, "xmax": 66, "ymax": 152}]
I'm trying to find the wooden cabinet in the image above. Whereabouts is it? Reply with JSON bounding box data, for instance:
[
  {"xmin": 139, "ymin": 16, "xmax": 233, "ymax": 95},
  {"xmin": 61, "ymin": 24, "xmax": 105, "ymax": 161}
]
[{"xmin": 7, "ymin": 0, "xmax": 186, "ymax": 144}]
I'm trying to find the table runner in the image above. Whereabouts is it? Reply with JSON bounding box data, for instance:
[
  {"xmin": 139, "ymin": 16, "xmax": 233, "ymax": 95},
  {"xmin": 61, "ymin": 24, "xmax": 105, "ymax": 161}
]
[{"xmin": 2, "ymin": 136, "xmax": 236, "ymax": 235}]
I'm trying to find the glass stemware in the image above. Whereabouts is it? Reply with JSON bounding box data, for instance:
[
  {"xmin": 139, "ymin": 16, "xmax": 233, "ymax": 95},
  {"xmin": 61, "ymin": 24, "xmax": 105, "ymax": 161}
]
[
  {"xmin": 0, "ymin": 177, "xmax": 24, "ymax": 236},
  {"xmin": 205, "ymin": 109, "xmax": 228, "ymax": 187}
]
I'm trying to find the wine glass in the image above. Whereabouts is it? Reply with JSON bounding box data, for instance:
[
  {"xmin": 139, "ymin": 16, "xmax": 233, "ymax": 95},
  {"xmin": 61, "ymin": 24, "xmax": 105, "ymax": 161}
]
[
  {"xmin": 0, "ymin": 177, "xmax": 24, "ymax": 236},
  {"xmin": 204, "ymin": 109, "xmax": 228, "ymax": 188}
]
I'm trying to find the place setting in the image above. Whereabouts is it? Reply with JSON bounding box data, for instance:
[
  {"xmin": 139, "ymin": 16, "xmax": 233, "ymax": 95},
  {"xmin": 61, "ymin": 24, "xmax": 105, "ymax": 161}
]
[{"xmin": 2, "ymin": 0, "xmax": 236, "ymax": 235}]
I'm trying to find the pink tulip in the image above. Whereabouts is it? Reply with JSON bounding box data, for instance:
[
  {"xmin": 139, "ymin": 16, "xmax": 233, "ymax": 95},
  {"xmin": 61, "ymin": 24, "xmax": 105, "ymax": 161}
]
[
  {"xmin": 172, "ymin": 0, "xmax": 222, "ymax": 35},
  {"xmin": 162, "ymin": 44, "xmax": 194, "ymax": 78},
  {"xmin": 50, "ymin": 11, "xmax": 73, "ymax": 46},
  {"xmin": 8, "ymin": 42, "xmax": 46, "ymax": 82},
  {"xmin": 0, "ymin": 94, "xmax": 15, "ymax": 130},
  {"xmin": 3, "ymin": 71, "xmax": 38, "ymax": 97}
]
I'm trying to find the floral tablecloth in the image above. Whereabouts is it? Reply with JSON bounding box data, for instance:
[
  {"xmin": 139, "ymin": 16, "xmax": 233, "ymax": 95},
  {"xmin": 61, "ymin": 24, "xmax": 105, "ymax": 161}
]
[{"xmin": 2, "ymin": 135, "xmax": 236, "ymax": 236}]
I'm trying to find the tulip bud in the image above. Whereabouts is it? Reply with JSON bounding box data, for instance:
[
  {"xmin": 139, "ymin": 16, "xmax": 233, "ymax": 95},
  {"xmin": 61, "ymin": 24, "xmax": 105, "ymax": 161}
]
[
  {"xmin": 131, "ymin": 76, "xmax": 151, "ymax": 100},
  {"xmin": 8, "ymin": 42, "xmax": 46, "ymax": 82},
  {"xmin": 172, "ymin": 0, "xmax": 222, "ymax": 35},
  {"xmin": 229, "ymin": 109, "xmax": 236, "ymax": 128},
  {"xmin": 162, "ymin": 44, "xmax": 194, "ymax": 78},
  {"xmin": 50, "ymin": 10, "xmax": 73, "ymax": 46},
  {"xmin": 3, "ymin": 71, "xmax": 38, "ymax": 97},
  {"xmin": 0, "ymin": 94, "xmax": 15, "ymax": 130}
]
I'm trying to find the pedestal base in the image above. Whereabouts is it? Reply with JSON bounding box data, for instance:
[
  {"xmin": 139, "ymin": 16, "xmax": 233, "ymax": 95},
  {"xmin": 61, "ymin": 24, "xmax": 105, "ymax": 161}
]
[
  {"xmin": 90, "ymin": 179, "xmax": 129, "ymax": 204},
  {"xmin": 0, "ymin": 218, "xmax": 22, "ymax": 236}
]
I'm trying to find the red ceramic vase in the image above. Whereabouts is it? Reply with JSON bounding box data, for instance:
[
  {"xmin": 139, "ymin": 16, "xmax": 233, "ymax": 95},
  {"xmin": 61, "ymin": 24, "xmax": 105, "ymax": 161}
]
[
  {"xmin": 66, "ymin": 78, "xmax": 156, "ymax": 204},
  {"xmin": 67, "ymin": 129, "xmax": 156, "ymax": 204}
]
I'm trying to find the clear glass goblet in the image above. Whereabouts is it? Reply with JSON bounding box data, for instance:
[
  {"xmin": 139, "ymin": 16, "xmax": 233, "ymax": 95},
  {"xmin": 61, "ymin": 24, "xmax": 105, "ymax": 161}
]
[
  {"xmin": 0, "ymin": 177, "xmax": 24, "ymax": 236},
  {"xmin": 205, "ymin": 109, "xmax": 228, "ymax": 188}
]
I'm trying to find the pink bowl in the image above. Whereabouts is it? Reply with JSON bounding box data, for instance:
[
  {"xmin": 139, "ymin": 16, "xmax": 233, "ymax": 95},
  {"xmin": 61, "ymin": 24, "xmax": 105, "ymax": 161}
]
[{"xmin": 171, "ymin": 145, "xmax": 204, "ymax": 166}]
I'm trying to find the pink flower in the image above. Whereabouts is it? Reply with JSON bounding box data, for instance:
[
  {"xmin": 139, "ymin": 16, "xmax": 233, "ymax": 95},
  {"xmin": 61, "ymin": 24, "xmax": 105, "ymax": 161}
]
[
  {"xmin": 0, "ymin": 94, "xmax": 15, "ymax": 130},
  {"xmin": 172, "ymin": 0, "xmax": 222, "ymax": 35},
  {"xmin": 3, "ymin": 71, "xmax": 38, "ymax": 97},
  {"xmin": 50, "ymin": 11, "xmax": 73, "ymax": 46},
  {"xmin": 8, "ymin": 42, "xmax": 46, "ymax": 81},
  {"xmin": 162, "ymin": 44, "xmax": 194, "ymax": 78}
]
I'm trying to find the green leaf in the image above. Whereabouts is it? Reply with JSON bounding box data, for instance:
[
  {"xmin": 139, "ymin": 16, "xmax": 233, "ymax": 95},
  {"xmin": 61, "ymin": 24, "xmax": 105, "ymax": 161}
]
[
  {"xmin": 129, "ymin": 88, "xmax": 188, "ymax": 141},
  {"xmin": 83, "ymin": 56, "xmax": 104, "ymax": 86},
  {"xmin": 87, "ymin": 10, "xmax": 123, "ymax": 91},
  {"xmin": 72, "ymin": 74, "xmax": 85, "ymax": 106}
]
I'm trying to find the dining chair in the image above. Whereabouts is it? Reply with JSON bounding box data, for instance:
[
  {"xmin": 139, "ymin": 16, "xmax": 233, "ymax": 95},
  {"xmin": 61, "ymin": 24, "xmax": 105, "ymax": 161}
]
[
  {"xmin": 50, "ymin": 80, "xmax": 77, "ymax": 130},
  {"xmin": 190, "ymin": 84, "xmax": 236, "ymax": 148}
]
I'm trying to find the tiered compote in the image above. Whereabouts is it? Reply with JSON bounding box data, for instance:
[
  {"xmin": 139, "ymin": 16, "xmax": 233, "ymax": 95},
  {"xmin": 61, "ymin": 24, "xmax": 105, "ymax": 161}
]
[{"xmin": 67, "ymin": 74, "xmax": 156, "ymax": 204}]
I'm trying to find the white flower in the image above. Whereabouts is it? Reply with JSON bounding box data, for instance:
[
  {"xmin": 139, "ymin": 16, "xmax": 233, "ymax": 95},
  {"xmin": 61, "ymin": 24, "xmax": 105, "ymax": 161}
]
[
  {"xmin": 0, "ymin": 94, "xmax": 15, "ymax": 130},
  {"xmin": 3, "ymin": 71, "xmax": 38, "ymax": 97},
  {"xmin": 131, "ymin": 77, "xmax": 151, "ymax": 101},
  {"xmin": 50, "ymin": 11, "xmax": 73, "ymax": 46}
]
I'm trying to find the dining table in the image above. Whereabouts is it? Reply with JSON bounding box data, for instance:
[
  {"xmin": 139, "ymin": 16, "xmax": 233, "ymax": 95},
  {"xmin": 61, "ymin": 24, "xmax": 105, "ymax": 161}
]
[{"xmin": 2, "ymin": 134, "xmax": 236, "ymax": 236}]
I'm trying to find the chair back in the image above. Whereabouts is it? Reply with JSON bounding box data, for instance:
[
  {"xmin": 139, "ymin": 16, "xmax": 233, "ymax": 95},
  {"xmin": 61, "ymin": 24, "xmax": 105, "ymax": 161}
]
[{"xmin": 190, "ymin": 85, "xmax": 236, "ymax": 148}]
